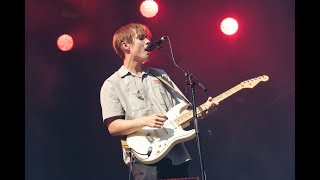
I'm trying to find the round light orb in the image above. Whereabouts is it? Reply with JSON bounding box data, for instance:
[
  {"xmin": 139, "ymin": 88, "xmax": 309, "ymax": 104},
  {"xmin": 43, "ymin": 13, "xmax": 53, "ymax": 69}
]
[
  {"xmin": 140, "ymin": 0, "xmax": 159, "ymax": 18},
  {"xmin": 57, "ymin": 34, "xmax": 74, "ymax": 51},
  {"xmin": 220, "ymin": 17, "xmax": 239, "ymax": 35}
]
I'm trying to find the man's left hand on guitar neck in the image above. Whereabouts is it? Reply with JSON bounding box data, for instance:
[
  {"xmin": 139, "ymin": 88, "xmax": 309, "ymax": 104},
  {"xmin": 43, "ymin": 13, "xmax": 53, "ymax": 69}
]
[{"xmin": 198, "ymin": 96, "xmax": 219, "ymax": 119}]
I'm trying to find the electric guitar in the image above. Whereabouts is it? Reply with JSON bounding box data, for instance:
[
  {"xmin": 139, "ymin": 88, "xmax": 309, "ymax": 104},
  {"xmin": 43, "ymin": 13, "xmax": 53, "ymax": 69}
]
[{"xmin": 126, "ymin": 75, "xmax": 269, "ymax": 164}]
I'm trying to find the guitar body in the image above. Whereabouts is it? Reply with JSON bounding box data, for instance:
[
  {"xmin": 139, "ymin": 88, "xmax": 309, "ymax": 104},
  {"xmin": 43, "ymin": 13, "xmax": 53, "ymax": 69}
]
[{"xmin": 126, "ymin": 102, "xmax": 196, "ymax": 165}]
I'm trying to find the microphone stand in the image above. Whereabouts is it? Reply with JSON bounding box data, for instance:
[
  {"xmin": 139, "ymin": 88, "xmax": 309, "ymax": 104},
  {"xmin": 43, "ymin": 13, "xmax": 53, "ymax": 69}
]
[
  {"xmin": 158, "ymin": 46, "xmax": 208, "ymax": 180},
  {"xmin": 185, "ymin": 70, "xmax": 207, "ymax": 180}
]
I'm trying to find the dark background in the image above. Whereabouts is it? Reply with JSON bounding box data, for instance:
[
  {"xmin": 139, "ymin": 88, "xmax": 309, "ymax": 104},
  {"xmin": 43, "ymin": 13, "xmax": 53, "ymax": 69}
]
[{"xmin": 25, "ymin": 0, "xmax": 295, "ymax": 179}]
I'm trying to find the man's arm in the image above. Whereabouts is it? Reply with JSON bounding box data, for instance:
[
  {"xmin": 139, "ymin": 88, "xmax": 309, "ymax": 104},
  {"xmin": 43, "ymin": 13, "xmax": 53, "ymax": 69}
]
[{"xmin": 105, "ymin": 114, "xmax": 167, "ymax": 136}]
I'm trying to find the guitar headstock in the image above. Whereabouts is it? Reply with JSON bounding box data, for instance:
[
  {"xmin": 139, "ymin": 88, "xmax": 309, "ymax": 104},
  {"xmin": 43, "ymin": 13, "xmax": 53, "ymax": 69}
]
[{"xmin": 240, "ymin": 75, "xmax": 269, "ymax": 88}]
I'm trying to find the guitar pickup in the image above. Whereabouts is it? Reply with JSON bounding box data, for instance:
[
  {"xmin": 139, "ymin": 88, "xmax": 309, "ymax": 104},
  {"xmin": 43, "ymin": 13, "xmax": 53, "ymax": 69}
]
[
  {"xmin": 145, "ymin": 132, "xmax": 154, "ymax": 142},
  {"xmin": 162, "ymin": 128, "xmax": 168, "ymax": 134}
]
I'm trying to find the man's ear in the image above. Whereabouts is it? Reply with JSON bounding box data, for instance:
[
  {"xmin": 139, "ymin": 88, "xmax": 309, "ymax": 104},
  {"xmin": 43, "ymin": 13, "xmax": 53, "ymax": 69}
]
[{"xmin": 121, "ymin": 41, "xmax": 130, "ymax": 50}]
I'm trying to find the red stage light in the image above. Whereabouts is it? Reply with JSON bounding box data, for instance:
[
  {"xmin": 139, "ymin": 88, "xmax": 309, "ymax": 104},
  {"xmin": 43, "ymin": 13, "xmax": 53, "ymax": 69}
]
[
  {"xmin": 140, "ymin": 0, "xmax": 159, "ymax": 18},
  {"xmin": 57, "ymin": 34, "xmax": 74, "ymax": 51},
  {"xmin": 220, "ymin": 17, "xmax": 239, "ymax": 36}
]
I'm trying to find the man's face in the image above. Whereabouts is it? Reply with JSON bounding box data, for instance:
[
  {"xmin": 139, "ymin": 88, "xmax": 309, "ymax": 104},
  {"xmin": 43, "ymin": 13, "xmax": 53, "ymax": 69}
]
[{"xmin": 129, "ymin": 33, "xmax": 151, "ymax": 62}]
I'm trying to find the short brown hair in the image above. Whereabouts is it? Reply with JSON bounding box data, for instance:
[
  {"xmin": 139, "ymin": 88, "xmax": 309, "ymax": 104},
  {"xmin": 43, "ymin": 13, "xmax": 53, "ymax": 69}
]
[{"xmin": 112, "ymin": 23, "xmax": 152, "ymax": 60}]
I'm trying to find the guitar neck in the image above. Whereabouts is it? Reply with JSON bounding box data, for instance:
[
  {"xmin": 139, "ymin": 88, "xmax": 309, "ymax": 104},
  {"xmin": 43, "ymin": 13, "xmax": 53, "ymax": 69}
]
[
  {"xmin": 212, "ymin": 83, "xmax": 243, "ymax": 103},
  {"xmin": 174, "ymin": 84, "xmax": 243, "ymax": 126}
]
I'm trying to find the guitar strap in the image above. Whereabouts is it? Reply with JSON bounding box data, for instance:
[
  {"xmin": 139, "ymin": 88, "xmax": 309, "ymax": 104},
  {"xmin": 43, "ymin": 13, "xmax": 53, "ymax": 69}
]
[{"xmin": 148, "ymin": 67, "xmax": 190, "ymax": 104}]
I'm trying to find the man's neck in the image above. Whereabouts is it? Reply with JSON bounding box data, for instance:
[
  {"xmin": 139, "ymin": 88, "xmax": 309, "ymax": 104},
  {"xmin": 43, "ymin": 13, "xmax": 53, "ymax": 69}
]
[{"xmin": 123, "ymin": 57, "xmax": 144, "ymax": 76}]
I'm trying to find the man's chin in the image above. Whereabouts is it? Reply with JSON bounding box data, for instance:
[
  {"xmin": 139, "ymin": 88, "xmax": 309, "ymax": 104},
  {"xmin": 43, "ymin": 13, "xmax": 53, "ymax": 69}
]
[
  {"xmin": 142, "ymin": 58, "xmax": 150, "ymax": 64},
  {"xmin": 144, "ymin": 55, "xmax": 151, "ymax": 61},
  {"xmin": 141, "ymin": 53, "xmax": 151, "ymax": 62}
]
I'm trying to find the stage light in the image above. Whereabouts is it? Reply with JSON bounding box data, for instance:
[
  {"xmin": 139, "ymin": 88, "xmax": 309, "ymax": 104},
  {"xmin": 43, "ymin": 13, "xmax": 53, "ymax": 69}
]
[
  {"xmin": 220, "ymin": 17, "xmax": 239, "ymax": 36},
  {"xmin": 140, "ymin": 0, "xmax": 159, "ymax": 18},
  {"xmin": 57, "ymin": 34, "xmax": 74, "ymax": 52}
]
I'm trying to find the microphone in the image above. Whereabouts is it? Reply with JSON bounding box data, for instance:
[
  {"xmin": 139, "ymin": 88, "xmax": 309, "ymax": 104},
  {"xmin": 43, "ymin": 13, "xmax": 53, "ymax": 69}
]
[{"xmin": 145, "ymin": 36, "xmax": 168, "ymax": 52}]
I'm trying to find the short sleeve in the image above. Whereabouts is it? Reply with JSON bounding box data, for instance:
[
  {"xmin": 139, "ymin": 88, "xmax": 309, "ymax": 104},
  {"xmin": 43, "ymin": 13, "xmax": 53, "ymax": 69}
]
[{"xmin": 100, "ymin": 79, "xmax": 125, "ymax": 123}]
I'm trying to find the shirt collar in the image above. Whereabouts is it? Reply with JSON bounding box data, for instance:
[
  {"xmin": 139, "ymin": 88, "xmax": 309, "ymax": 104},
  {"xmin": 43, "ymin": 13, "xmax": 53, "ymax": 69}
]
[{"xmin": 117, "ymin": 65, "xmax": 150, "ymax": 78}]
